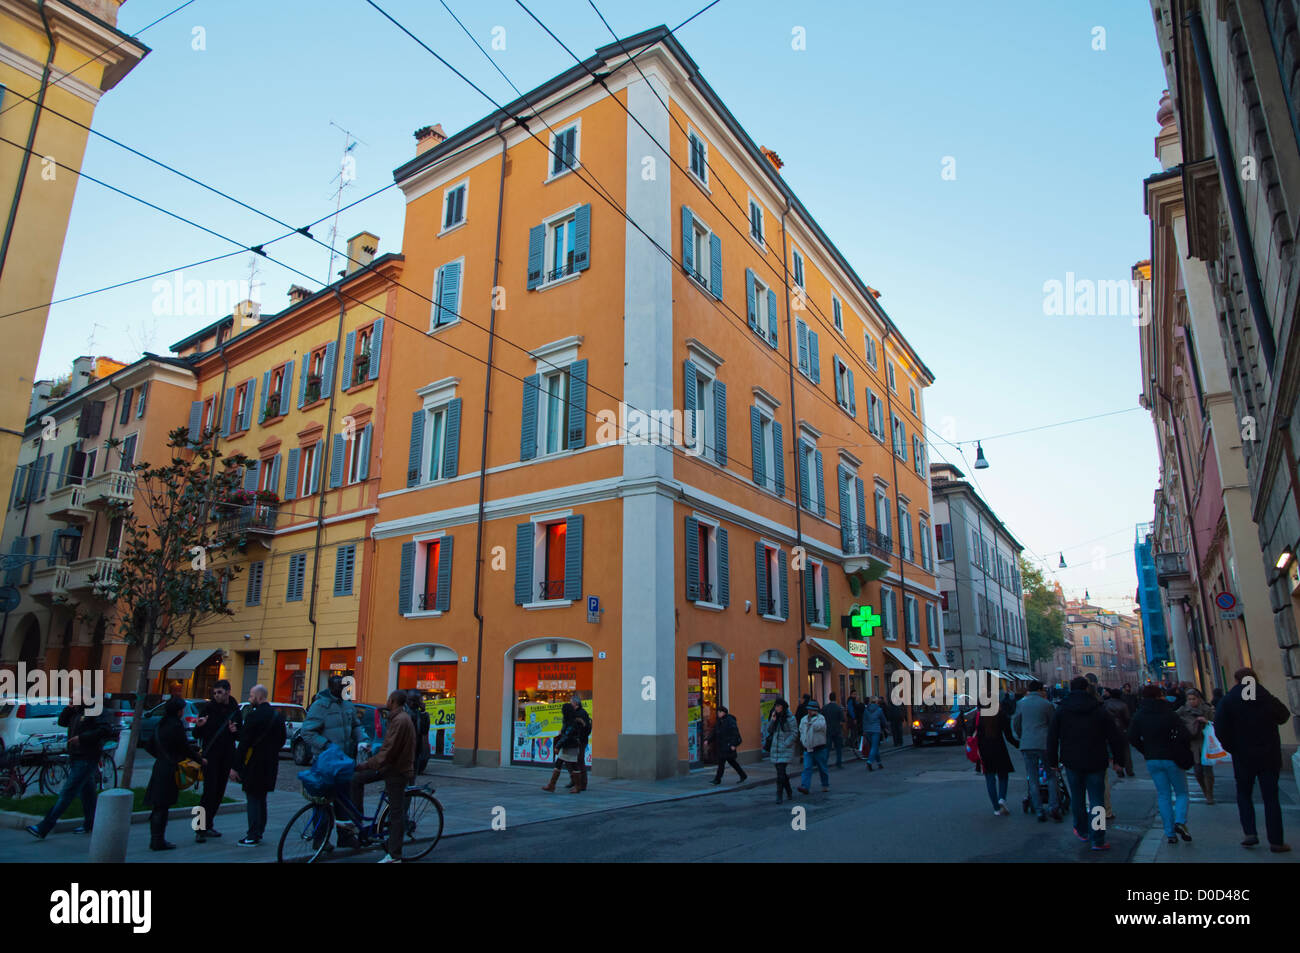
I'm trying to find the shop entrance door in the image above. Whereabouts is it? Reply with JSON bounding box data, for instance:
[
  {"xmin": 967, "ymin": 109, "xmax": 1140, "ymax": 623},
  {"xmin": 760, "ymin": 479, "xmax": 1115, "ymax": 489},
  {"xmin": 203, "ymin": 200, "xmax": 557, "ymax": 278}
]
[
  {"xmin": 398, "ymin": 661, "xmax": 458, "ymax": 759},
  {"xmin": 688, "ymin": 658, "xmax": 720, "ymax": 766}
]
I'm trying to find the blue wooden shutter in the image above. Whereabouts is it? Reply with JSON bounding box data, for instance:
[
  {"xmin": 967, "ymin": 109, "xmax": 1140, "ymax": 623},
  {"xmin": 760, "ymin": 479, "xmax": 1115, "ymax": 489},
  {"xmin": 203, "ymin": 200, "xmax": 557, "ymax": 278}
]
[
  {"xmin": 684, "ymin": 515, "xmax": 700, "ymax": 600},
  {"xmin": 398, "ymin": 541, "xmax": 416, "ymax": 616},
  {"xmin": 779, "ymin": 550, "xmax": 789, "ymax": 618},
  {"xmin": 514, "ymin": 523, "xmax": 533, "ymax": 604},
  {"xmin": 805, "ymin": 566, "xmax": 817, "ymax": 624},
  {"xmin": 709, "ymin": 232, "xmax": 722, "ymax": 300},
  {"xmin": 358, "ymin": 426, "xmax": 371, "ymax": 480},
  {"xmin": 848, "ymin": 369, "xmax": 857, "ymax": 417},
  {"xmin": 334, "ymin": 545, "xmax": 354, "ymax": 596},
  {"xmin": 750, "ymin": 407, "xmax": 764, "ymax": 487},
  {"xmin": 283, "ymin": 448, "xmax": 300, "ymax": 501},
  {"xmin": 798, "ymin": 441, "xmax": 811, "ymax": 507},
  {"xmin": 566, "ymin": 360, "xmax": 587, "ymax": 449},
  {"xmin": 439, "ymin": 261, "xmax": 462, "ymax": 325},
  {"xmin": 119, "ymin": 388, "xmax": 133, "ymax": 425},
  {"xmin": 330, "ymin": 434, "xmax": 346, "ymax": 489},
  {"xmin": 341, "ymin": 333, "xmax": 355, "ymax": 391},
  {"xmin": 797, "ymin": 321, "xmax": 809, "ymax": 375},
  {"xmin": 772, "ymin": 421, "xmax": 785, "ymax": 497},
  {"xmin": 821, "ymin": 566, "xmax": 830, "ymax": 626},
  {"xmin": 221, "ymin": 387, "xmax": 235, "ymax": 436},
  {"xmin": 368, "ymin": 319, "xmax": 383, "ymax": 381},
  {"xmin": 57, "ymin": 445, "xmax": 70, "ymax": 489},
  {"xmin": 809, "ymin": 330, "xmax": 820, "ymax": 383},
  {"xmin": 717, "ymin": 527, "xmax": 730, "ymax": 607},
  {"xmin": 754, "ymin": 541, "xmax": 768, "ymax": 614},
  {"xmin": 136, "ymin": 382, "xmax": 149, "ymax": 417},
  {"xmin": 322, "ymin": 341, "xmax": 337, "ymax": 399},
  {"xmin": 680, "ymin": 206, "xmax": 694, "ymax": 275},
  {"xmin": 260, "ymin": 370, "xmax": 271, "ymax": 419},
  {"xmin": 243, "ymin": 460, "xmax": 258, "ymax": 491},
  {"xmin": 855, "ymin": 478, "xmax": 868, "ymax": 554},
  {"xmin": 436, "ymin": 535, "xmax": 454, "ymax": 611},
  {"xmin": 815, "ymin": 450, "xmax": 826, "ymax": 517},
  {"xmin": 713, "ymin": 380, "xmax": 727, "ymax": 465},
  {"xmin": 280, "ymin": 359, "xmax": 295, "ymax": 414},
  {"xmin": 838, "ymin": 468, "xmax": 851, "ymax": 551},
  {"xmin": 246, "ymin": 561, "xmax": 262, "ymax": 606},
  {"xmin": 407, "ymin": 410, "xmax": 424, "ymax": 487},
  {"xmin": 745, "ymin": 269, "xmax": 757, "ymax": 330},
  {"xmin": 527, "ymin": 224, "xmax": 545, "ymax": 289},
  {"xmin": 564, "ymin": 514, "xmax": 583, "ymax": 601},
  {"xmin": 520, "ymin": 375, "xmax": 540, "ymax": 461},
  {"xmin": 573, "ymin": 204, "xmax": 591, "ymax": 272},
  {"xmin": 269, "ymin": 454, "xmax": 282, "ymax": 496},
  {"xmin": 188, "ymin": 401, "xmax": 202, "ymax": 442},
  {"xmin": 442, "ymin": 399, "xmax": 462, "ymax": 478},
  {"xmin": 242, "ymin": 378, "xmax": 256, "ymax": 430},
  {"xmin": 767, "ymin": 289, "xmax": 779, "ymax": 347},
  {"xmin": 683, "ymin": 360, "xmax": 697, "ymax": 448},
  {"xmin": 298, "ymin": 358, "xmax": 309, "ymax": 408}
]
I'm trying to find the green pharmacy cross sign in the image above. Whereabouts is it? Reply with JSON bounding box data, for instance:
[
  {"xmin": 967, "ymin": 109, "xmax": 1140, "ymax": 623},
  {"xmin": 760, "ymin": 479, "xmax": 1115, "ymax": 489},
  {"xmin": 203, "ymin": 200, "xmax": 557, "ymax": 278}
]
[{"xmin": 849, "ymin": 604, "xmax": 880, "ymax": 638}]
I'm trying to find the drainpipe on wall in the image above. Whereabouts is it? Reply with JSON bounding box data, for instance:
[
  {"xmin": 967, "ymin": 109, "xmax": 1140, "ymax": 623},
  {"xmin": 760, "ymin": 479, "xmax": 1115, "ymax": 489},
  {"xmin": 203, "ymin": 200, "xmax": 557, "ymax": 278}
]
[
  {"xmin": 778, "ymin": 198, "xmax": 809, "ymax": 696},
  {"xmin": 882, "ymin": 329, "xmax": 907, "ymax": 687},
  {"xmin": 470, "ymin": 118, "xmax": 510, "ymax": 767},
  {"xmin": 0, "ymin": 0, "xmax": 54, "ymax": 285}
]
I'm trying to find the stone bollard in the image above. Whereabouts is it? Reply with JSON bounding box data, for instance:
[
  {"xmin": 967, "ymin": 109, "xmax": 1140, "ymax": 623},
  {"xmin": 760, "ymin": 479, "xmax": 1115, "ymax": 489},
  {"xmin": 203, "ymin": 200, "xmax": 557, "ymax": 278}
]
[{"xmin": 88, "ymin": 788, "xmax": 133, "ymax": 863}]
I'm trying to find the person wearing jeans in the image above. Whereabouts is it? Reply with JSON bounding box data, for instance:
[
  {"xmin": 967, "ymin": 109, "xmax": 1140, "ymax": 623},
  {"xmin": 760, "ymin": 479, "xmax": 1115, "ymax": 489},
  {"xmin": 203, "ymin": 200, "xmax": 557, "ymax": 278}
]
[
  {"xmin": 1146, "ymin": 759, "xmax": 1189, "ymax": 840},
  {"xmin": 1047, "ymin": 676, "xmax": 1126, "ymax": 851},
  {"xmin": 796, "ymin": 699, "xmax": 829, "ymax": 793},
  {"xmin": 861, "ymin": 697, "xmax": 887, "ymax": 770},
  {"xmin": 1014, "ymin": 682, "xmax": 1061, "ymax": 821},
  {"xmin": 1021, "ymin": 750, "xmax": 1060, "ymax": 818},
  {"xmin": 1063, "ymin": 768, "xmax": 1107, "ymax": 846},
  {"xmin": 1128, "ymin": 685, "xmax": 1192, "ymax": 843},
  {"xmin": 27, "ymin": 699, "xmax": 112, "ymax": 840},
  {"xmin": 1215, "ymin": 667, "xmax": 1292, "ymax": 852}
]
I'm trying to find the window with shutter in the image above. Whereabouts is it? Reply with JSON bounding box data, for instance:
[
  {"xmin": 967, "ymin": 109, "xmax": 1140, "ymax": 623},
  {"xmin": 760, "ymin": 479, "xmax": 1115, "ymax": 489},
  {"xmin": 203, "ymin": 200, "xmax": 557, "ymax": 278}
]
[
  {"xmin": 442, "ymin": 181, "xmax": 467, "ymax": 230},
  {"xmin": 334, "ymin": 544, "xmax": 356, "ymax": 596},
  {"xmin": 688, "ymin": 129, "xmax": 708, "ymax": 185},
  {"xmin": 549, "ymin": 124, "xmax": 579, "ymax": 176},
  {"xmin": 432, "ymin": 260, "xmax": 463, "ymax": 329}
]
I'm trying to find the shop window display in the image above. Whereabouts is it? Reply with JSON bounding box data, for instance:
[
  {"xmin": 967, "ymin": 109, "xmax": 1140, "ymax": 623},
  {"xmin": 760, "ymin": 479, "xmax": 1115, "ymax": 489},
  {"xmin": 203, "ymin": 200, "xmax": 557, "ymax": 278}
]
[{"xmin": 511, "ymin": 659, "xmax": 592, "ymax": 766}]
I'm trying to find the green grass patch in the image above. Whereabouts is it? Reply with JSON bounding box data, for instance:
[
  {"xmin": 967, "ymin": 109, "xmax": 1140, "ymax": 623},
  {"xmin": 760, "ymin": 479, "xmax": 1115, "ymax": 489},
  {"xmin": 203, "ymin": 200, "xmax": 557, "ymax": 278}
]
[{"xmin": 0, "ymin": 788, "xmax": 231, "ymax": 819}]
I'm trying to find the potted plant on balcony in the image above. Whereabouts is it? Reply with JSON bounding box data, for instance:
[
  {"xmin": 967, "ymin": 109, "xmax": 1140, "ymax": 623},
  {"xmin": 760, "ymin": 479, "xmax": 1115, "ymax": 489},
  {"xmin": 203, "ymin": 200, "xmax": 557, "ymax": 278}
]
[
  {"xmin": 352, "ymin": 352, "xmax": 370, "ymax": 385},
  {"xmin": 261, "ymin": 399, "xmax": 279, "ymax": 424},
  {"xmin": 255, "ymin": 490, "xmax": 280, "ymax": 506},
  {"xmin": 305, "ymin": 375, "xmax": 322, "ymax": 403}
]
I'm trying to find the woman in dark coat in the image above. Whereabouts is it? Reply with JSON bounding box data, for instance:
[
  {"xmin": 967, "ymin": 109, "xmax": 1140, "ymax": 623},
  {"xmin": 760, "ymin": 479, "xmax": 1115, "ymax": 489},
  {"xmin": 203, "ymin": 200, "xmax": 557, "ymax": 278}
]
[
  {"xmin": 232, "ymin": 689, "xmax": 287, "ymax": 846},
  {"xmin": 144, "ymin": 697, "xmax": 205, "ymax": 851},
  {"xmin": 974, "ymin": 708, "xmax": 1019, "ymax": 816}
]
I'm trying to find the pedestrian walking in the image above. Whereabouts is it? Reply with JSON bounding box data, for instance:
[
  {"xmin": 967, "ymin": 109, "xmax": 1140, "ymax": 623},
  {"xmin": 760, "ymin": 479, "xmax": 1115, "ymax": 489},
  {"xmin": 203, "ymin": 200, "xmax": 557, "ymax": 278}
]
[
  {"xmin": 796, "ymin": 699, "xmax": 829, "ymax": 793},
  {"xmin": 1215, "ymin": 667, "xmax": 1292, "ymax": 852},
  {"xmin": 143, "ymin": 696, "xmax": 205, "ymax": 851},
  {"xmin": 542, "ymin": 704, "xmax": 584, "ymax": 793},
  {"xmin": 1103, "ymin": 688, "xmax": 1134, "ymax": 777},
  {"xmin": 844, "ymin": 691, "xmax": 863, "ymax": 755},
  {"xmin": 25, "ymin": 693, "xmax": 115, "ymax": 840},
  {"xmin": 1012, "ymin": 681, "xmax": 1061, "ymax": 822},
  {"xmin": 192, "ymin": 679, "xmax": 242, "ymax": 842},
  {"xmin": 708, "ymin": 705, "xmax": 747, "ymax": 784},
  {"xmin": 1176, "ymin": 688, "xmax": 1215, "ymax": 804},
  {"xmin": 1046, "ymin": 676, "xmax": 1126, "ymax": 851},
  {"xmin": 973, "ymin": 706, "xmax": 1019, "ymax": 815},
  {"xmin": 300, "ymin": 674, "xmax": 365, "ymax": 760},
  {"xmin": 568, "ymin": 692, "xmax": 591, "ymax": 790},
  {"xmin": 763, "ymin": 698, "xmax": 797, "ymax": 803},
  {"xmin": 1128, "ymin": 684, "xmax": 1192, "ymax": 845},
  {"xmin": 883, "ymin": 694, "xmax": 905, "ymax": 748},
  {"xmin": 794, "ymin": 693, "xmax": 812, "ymax": 723},
  {"xmin": 1121, "ymin": 683, "xmax": 1139, "ymax": 717},
  {"xmin": 230, "ymin": 684, "xmax": 286, "ymax": 847},
  {"xmin": 347, "ymin": 690, "xmax": 415, "ymax": 862},
  {"xmin": 861, "ymin": 696, "xmax": 887, "ymax": 770},
  {"xmin": 822, "ymin": 692, "xmax": 845, "ymax": 768},
  {"xmin": 406, "ymin": 690, "xmax": 431, "ymax": 775}
]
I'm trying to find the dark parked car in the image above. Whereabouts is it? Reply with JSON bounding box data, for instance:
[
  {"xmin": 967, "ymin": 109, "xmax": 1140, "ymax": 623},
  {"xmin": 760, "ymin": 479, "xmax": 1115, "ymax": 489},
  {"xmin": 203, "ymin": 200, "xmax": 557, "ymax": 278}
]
[
  {"xmin": 911, "ymin": 694, "xmax": 978, "ymax": 745},
  {"xmin": 290, "ymin": 701, "xmax": 388, "ymax": 765}
]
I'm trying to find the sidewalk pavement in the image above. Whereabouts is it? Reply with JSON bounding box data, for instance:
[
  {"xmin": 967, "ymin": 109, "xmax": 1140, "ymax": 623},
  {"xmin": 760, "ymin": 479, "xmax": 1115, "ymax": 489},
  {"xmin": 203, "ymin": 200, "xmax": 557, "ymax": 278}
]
[
  {"xmin": 0, "ymin": 742, "xmax": 918, "ymax": 863},
  {"xmin": 1132, "ymin": 769, "xmax": 1300, "ymax": 864}
]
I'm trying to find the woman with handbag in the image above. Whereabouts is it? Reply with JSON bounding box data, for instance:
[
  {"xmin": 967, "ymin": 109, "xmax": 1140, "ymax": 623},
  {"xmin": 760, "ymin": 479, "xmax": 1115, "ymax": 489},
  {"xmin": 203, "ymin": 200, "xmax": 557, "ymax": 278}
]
[
  {"xmin": 763, "ymin": 699, "xmax": 797, "ymax": 804},
  {"xmin": 1176, "ymin": 689, "xmax": 1215, "ymax": 804},
  {"xmin": 542, "ymin": 704, "xmax": 583, "ymax": 793},
  {"xmin": 144, "ymin": 696, "xmax": 206, "ymax": 851},
  {"xmin": 1128, "ymin": 684, "xmax": 1193, "ymax": 844},
  {"xmin": 973, "ymin": 708, "xmax": 1019, "ymax": 815}
]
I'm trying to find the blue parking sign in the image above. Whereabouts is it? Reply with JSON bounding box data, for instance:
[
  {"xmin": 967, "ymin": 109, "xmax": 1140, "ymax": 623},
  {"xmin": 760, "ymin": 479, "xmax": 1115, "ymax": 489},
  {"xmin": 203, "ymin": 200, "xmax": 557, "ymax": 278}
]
[{"xmin": 588, "ymin": 596, "xmax": 599, "ymax": 614}]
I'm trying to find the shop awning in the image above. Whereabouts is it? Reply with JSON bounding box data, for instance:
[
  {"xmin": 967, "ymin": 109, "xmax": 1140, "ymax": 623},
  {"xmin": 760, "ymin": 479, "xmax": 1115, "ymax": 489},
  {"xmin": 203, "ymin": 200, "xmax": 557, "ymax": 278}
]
[
  {"xmin": 930, "ymin": 652, "xmax": 951, "ymax": 669},
  {"xmin": 808, "ymin": 638, "xmax": 869, "ymax": 672},
  {"xmin": 166, "ymin": 648, "xmax": 223, "ymax": 678},
  {"xmin": 146, "ymin": 650, "xmax": 183, "ymax": 674},
  {"xmin": 883, "ymin": 647, "xmax": 920, "ymax": 670},
  {"xmin": 907, "ymin": 649, "xmax": 933, "ymax": 667},
  {"xmin": 989, "ymin": 670, "xmax": 1010, "ymax": 681}
]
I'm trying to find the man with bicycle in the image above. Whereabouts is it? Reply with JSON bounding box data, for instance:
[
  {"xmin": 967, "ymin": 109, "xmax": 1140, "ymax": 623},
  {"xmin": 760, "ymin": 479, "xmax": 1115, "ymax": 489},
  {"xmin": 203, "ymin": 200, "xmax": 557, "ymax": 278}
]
[
  {"xmin": 347, "ymin": 690, "xmax": 415, "ymax": 863},
  {"xmin": 25, "ymin": 691, "xmax": 114, "ymax": 840}
]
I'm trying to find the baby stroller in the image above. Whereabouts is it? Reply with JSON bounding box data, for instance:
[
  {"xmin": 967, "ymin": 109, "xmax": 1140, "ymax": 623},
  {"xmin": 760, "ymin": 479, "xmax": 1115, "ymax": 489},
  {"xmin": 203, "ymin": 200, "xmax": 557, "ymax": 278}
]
[{"xmin": 1021, "ymin": 761, "xmax": 1070, "ymax": 814}]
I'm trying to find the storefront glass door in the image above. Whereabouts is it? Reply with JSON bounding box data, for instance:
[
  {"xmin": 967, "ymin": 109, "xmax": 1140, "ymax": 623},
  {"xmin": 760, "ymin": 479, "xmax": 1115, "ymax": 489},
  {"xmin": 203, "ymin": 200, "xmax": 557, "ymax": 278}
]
[
  {"xmin": 688, "ymin": 658, "xmax": 720, "ymax": 766},
  {"xmin": 511, "ymin": 659, "xmax": 592, "ymax": 766},
  {"xmin": 273, "ymin": 649, "xmax": 307, "ymax": 705},
  {"xmin": 398, "ymin": 661, "xmax": 458, "ymax": 759},
  {"xmin": 759, "ymin": 662, "xmax": 783, "ymax": 741}
]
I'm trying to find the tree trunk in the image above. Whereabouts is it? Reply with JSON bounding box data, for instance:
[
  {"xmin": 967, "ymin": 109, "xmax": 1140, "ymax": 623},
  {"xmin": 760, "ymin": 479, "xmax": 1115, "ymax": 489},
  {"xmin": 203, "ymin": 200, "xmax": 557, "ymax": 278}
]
[{"xmin": 118, "ymin": 630, "xmax": 156, "ymax": 791}]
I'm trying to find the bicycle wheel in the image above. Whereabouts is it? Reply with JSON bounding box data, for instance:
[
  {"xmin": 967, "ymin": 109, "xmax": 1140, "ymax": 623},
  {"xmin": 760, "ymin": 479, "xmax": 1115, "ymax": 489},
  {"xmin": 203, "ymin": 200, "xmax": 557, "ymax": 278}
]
[
  {"xmin": 97, "ymin": 754, "xmax": 118, "ymax": 792},
  {"xmin": 277, "ymin": 801, "xmax": 336, "ymax": 864},
  {"xmin": 378, "ymin": 789, "xmax": 444, "ymax": 861},
  {"xmin": 40, "ymin": 760, "xmax": 69, "ymax": 795},
  {"xmin": 0, "ymin": 770, "xmax": 23, "ymax": 800}
]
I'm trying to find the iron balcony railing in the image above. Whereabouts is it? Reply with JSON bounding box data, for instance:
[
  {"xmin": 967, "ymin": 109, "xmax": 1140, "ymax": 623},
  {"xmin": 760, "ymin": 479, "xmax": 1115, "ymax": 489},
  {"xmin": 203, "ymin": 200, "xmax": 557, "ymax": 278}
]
[
  {"xmin": 539, "ymin": 579, "xmax": 566, "ymax": 600},
  {"xmin": 1154, "ymin": 551, "xmax": 1189, "ymax": 582},
  {"xmin": 217, "ymin": 504, "xmax": 279, "ymax": 538}
]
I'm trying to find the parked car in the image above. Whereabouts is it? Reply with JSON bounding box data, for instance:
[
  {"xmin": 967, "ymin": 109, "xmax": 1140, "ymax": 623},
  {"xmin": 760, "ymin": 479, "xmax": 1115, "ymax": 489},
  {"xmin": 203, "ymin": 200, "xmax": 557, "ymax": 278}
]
[
  {"xmin": 136, "ymin": 698, "xmax": 205, "ymax": 749},
  {"xmin": 239, "ymin": 702, "xmax": 307, "ymax": 756},
  {"xmin": 911, "ymin": 694, "xmax": 979, "ymax": 745},
  {"xmin": 291, "ymin": 700, "xmax": 388, "ymax": 765},
  {"xmin": 0, "ymin": 697, "xmax": 72, "ymax": 753}
]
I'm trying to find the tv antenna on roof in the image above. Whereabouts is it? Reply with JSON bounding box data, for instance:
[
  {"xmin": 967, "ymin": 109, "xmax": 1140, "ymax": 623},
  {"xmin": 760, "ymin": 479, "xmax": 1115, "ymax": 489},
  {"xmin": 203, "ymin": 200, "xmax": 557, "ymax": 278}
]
[{"xmin": 325, "ymin": 122, "xmax": 366, "ymax": 283}]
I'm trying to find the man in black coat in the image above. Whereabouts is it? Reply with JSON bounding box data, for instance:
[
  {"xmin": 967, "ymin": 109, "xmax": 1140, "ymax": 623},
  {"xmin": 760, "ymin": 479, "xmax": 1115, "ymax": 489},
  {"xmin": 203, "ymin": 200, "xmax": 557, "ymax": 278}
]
[
  {"xmin": 1215, "ymin": 667, "xmax": 1292, "ymax": 852},
  {"xmin": 26, "ymin": 694, "xmax": 115, "ymax": 839},
  {"xmin": 1046, "ymin": 676, "xmax": 1125, "ymax": 850},
  {"xmin": 193, "ymin": 679, "xmax": 242, "ymax": 842},
  {"xmin": 708, "ymin": 705, "xmax": 747, "ymax": 784},
  {"xmin": 230, "ymin": 684, "xmax": 286, "ymax": 848},
  {"xmin": 823, "ymin": 693, "xmax": 845, "ymax": 768},
  {"xmin": 406, "ymin": 690, "xmax": 431, "ymax": 775}
]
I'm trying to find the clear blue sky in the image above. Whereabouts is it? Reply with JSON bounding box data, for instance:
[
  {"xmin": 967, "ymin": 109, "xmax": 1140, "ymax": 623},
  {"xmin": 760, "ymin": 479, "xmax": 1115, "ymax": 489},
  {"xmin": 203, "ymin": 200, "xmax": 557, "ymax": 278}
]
[{"xmin": 33, "ymin": 0, "xmax": 1168, "ymax": 610}]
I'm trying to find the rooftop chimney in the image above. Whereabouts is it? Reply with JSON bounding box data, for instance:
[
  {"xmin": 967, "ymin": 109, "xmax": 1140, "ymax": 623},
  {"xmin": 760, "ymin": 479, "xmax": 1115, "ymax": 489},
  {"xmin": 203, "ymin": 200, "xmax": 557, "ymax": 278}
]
[
  {"xmin": 759, "ymin": 146, "xmax": 784, "ymax": 172},
  {"xmin": 287, "ymin": 284, "xmax": 312, "ymax": 305},
  {"xmin": 70, "ymin": 356, "xmax": 96, "ymax": 395},
  {"xmin": 345, "ymin": 231, "xmax": 380, "ymax": 275},
  {"xmin": 415, "ymin": 124, "xmax": 447, "ymax": 156},
  {"xmin": 233, "ymin": 298, "xmax": 261, "ymax": 328},
  {"xmin": 866, "ymin": 286, "xmax": 882, "ymax": 299}
]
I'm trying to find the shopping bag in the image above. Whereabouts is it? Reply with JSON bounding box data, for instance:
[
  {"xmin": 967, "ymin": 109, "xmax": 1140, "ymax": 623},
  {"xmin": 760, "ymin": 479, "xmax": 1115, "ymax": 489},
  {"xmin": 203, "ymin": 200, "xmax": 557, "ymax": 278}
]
[{"xmin": 1201, "ymin": 724, "xmax": 1231, "ymax": 766}]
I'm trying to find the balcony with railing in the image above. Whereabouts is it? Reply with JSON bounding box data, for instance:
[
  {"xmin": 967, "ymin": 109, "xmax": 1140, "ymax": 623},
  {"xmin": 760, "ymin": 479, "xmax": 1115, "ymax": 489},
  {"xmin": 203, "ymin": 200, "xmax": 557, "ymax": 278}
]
[
  {"xmin": 83, "ymin": 470, "xmax": 135, "ymax": 509},
  {"xmin": 417, "ymin": 592, "xmax": 440, "ymax": 611},
  {"xmin": 65, "ymin": 556, "xmax": 120, "ymax": 598},
  {"xmin": 539, "ymin": 579, "xmax": 566, "ymax": 601},
  {"xmin": 842, "ymin": 527, "xmax": 893, "ymax": 594},
  {"xmin": 216, "ymin": 502, "xmax": 279, "ymax": 540},
  {"xmin": 1154, "ymin": 550, "xmax": 1189, "ymax": 584},
  {"xmin": 47, "ymin": 482, "xmax": 92, "ymax": 523},
  {"xmin": 29, "ymin": 563, "xmax": 71, "ymax": 603}
]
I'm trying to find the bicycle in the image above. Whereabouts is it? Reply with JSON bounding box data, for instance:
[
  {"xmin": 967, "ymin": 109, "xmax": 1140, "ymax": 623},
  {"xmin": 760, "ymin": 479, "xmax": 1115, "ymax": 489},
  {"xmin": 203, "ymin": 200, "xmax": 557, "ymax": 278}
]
[
  {"xmin": 277, "ymin": 780, "xmax": 444, "ymax": 863},
  {"xmin": 0, "ymin": 734, "xmax": 73, "ymax": 798}
]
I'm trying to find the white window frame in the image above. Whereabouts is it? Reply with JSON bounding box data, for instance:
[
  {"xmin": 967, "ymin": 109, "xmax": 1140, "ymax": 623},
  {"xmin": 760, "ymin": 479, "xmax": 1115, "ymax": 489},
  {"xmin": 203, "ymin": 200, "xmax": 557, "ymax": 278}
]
[
  {"xmin": 880, "ymin": 586, "xmax": 897, "ymax": 641},
  {"xmin": 430, "ymin": 256, "xmax": 465, "ymax": 330},
  {"xmin": 832, "ymin": 295, "xmax": 844, "ymax": 334},
  {"xmin": 527, "ymin": 511, "xmax": 574, "ymax": 609},
  {"xmin": 898, "ymin": 501, "xmax": 912, "ymax": 562},
  {"xmin": 759, "ymin": 539, "xmax": 785, "ymax": 621},
  {"xmin": 757, "ymin": 410, "xmax": 776, "ymax": 490},
  {"xmin": 887, "ymin": 361, "xmax": 897, "ymax": 393},
  {"xmin": 541, "ymin": 205, "xmax": 581, "ymax": 287},
  {"xmin": 690, "ymin": 511, "xmax": 723, "ymax": 610},
  {"xmin": 408, "ymin": 530, "xmax": 447, "ymax": 618},
  {"xmin": 119, "ymin": 431, "xmax": 139, "ymax": 469},
  {"xmin": 909, "ymin": 385, "xmax": 917, "ymax": 415},
  {"xmin": 546, "ymin": 121, "xmax": 581, "ymax": 181},
  {"xmin": 834, "ymin": 357, "xmax": 852, "ymax": 414},
  {"xmin": 905, "ymin": 594, "xmax": 919, "ymax": 645},
  {"xmin": 809, "ymin": 557, "xmax": 828, "ymax": 628},
  {"xmin": 752, "ymin": 271, "xmax": 772, "ymax": 339},
  {"xmin": 867, "ymin": 388, "xmax": 885, "ymax": 441},
  {"xmin": 913, "ymin": 435, "xmax": 924, "ymax": 475},
  {"xmin": 686, "ymin": 339, "xmax": 724, "ymax": 467},
  {"xmin": 840, "ymin": 465, "xmax": 861, "ymax": 550},
  {"xmin": 799, "ymin": 434, "xmax": 819, "ymax": 514},
  {"xmin": 538, "ymin": 366, "xmax": 572, "ymax": 458},
  {"xmin": 748, "ymin": 195, "xmax": 765, "ymax": 248},
  {"xmin": 688, "ymin": 213, "xmax": 715, "ymax": 293},
  {"xmin": 791, "ymin": 247, "xmax": 805, "ymax": 288},
  {"xmin": 440, "ymin": 179, "xmax": 468, "ymax": 235},
  {"xmin": 891, "ymin": 414, "xmax": 907, "ymax": 460},
  {"xmin": 919, "ymin": 518, "xmax": 931, "ymax": 570},
  {"xmin": 687, "ymin": 127, "xmax": 709, "ymax": 189},
  {"xmin": 416, "ymin": 377, "xmax": 459, "ymax": 484},
  {"xmin": 864, "ymin": 332, "xmax": 877, "ymax": 369},
  {"xmin": 299, "ymin": 442, "xmax": 319, "ymax": 497}
]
